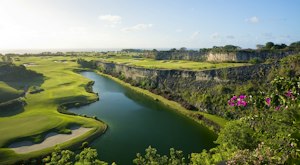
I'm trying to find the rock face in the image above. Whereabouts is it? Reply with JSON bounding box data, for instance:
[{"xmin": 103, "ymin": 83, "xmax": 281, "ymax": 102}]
[
  {"xmin": 142, "ymin": 50, "xmax": 295, "ymax": 62},
  {"xmin": 206, "ymin": 52, "xmax": 237, "ymax": 61},
  {"xmin": 96, "ymin": 61, "xmax": 273, "ymax": 112},
  {"xmin": 205, "ymin": 50, "xmax": 291, "ymax": 62}
]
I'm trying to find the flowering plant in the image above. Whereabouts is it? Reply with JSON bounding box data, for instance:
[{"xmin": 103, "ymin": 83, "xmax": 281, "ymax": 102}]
[
  {"xmin": 223, "ymin": 76, "xmax": 300, "ymax": 164},
  {"xmin": 228, "ymin": 95, "xmax": 248, "ymax": 107},
  {"xmin": 228, "ymin": 77, "xmax": 299, "ymax": 111}
]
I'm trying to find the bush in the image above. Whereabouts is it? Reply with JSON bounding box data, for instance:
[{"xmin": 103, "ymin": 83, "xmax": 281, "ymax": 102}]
[
  {"xmin": 81, "ymin": 142, "xmax": 89, "ymax": 149},
  {"xmin": 249, "ymin": 57, "xmax": 263, "ymax": 64}
]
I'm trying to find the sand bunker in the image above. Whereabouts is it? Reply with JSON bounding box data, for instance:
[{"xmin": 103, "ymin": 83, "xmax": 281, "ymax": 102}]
[
  {"xmin": 9, "ymin": 127, "xmax": 92, "ymax": 154},
  {"xmin": 54, "ymin": 60, "xmax": 68, "ymax": 63},
  {"xmin": 23, "ymin": 63, "xmax": 38, "ymax": 67}
]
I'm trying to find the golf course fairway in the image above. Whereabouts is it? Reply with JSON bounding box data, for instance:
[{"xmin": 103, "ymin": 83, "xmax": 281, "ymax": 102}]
[{"xmin": 0, "ymin": 56, "xmax": 107, "ymax": 164}]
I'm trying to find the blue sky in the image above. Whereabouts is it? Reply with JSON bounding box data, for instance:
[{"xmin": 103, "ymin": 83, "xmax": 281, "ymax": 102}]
[{"xmin": 0, "ymin": 0, "xmax": 299, "ymax": 50}]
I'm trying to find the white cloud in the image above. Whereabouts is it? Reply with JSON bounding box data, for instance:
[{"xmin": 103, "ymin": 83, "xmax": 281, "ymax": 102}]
[
  {"xmin": 121, "ymin": 24, "xmax": 153, "ymax": 32},
  {"xmin": 98, "ymin": 14, "xmax": 122, "ymax": 25},
  {"xmin": 245, "ymin": 16, "xmax": 259, "ymax": 24},
  {"xmin": 211, "ymin": 32, "xmax": 220, "ymax": 39},
  {"xmin": 190, "ymin": 31, "xmax": 200, "ymax": 39}
]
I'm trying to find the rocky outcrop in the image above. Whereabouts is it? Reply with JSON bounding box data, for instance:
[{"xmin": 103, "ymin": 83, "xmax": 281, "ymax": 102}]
[
  {"xmin": 206, "ymin": 52, "xmax": 237, "ymax": 61},
  {"xmin": 207, "ymin": 50, "xmax": 295, "ymax": 62}
]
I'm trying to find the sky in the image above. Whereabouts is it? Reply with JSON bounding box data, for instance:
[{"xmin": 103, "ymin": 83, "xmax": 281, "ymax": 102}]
[{"xmin": 0, "ymin": 0, "xmax": 299, "ymax": 50}]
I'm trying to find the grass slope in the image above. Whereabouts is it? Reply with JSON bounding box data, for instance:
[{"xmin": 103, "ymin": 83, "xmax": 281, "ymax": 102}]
[
  {"xmin": 0, "ymin": 56, "xmax": 106, "ymax": 164},
  {"xmin": 0, "ymin": 82, "xmax": 22, "ymax": 103}
]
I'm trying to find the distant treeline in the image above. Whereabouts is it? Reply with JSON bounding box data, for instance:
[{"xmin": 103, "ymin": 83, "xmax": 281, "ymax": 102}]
[{"xmin": 121, "ymin": 49, "xmax": 143, "ymax": 53}]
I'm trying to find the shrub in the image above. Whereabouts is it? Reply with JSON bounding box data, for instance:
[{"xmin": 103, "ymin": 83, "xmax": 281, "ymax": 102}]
[{"xmin": 249, "ymin": 57, "xmax": 263, "ymax": 64}]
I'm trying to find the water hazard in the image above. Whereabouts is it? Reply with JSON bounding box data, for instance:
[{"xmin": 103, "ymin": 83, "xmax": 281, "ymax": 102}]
[{"xmin": 70, "ymin": 72, "xmax": 217, "ymax": 164}]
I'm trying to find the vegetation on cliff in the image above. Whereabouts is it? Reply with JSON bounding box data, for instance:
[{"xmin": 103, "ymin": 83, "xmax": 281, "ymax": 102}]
[{"xmin": 196, "ymin": 54, "xmax": 300, "ymax": 120}]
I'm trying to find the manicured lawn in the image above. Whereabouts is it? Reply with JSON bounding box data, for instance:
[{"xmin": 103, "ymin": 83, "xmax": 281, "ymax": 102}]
[
  {"xmin": 95, "ymin": 56, "xmax": 250, "ymax": 70},
  {"xmin": 0, "ymin": 56, "xmax": 106, "ymax": 164}
]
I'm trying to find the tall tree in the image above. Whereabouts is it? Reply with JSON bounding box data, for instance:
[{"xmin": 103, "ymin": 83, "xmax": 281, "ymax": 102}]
[{"xmin": 265, "ymin": 42, "xmax": 274, "ymax": 49}]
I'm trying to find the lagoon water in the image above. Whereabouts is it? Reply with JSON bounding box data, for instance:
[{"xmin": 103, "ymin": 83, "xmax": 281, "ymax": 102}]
[{"xmin": 70, "ymin": 72, "xmax": 216, "ymax": 164}]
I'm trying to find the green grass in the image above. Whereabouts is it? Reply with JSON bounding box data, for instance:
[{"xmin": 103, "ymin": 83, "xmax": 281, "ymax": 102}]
[
  {"xmin": 93, "ymin": 56, "xmax": 250, "ymax": 70},
  {"xmin": 0, "ymin": 56, "xmax": 106, "ymax": 164},
  {"xmin": 96, "ymin": 71, "xmax": 228, "ymax": 130},
  {"xmin": 0, "ymin": 82, "xmax": 22, "ymax": 103}
]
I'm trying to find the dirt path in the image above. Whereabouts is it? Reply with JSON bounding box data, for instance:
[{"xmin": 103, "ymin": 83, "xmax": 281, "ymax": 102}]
[{"xmin": 9, "ymin": 127, "xmax": 92, "ymax": 154}]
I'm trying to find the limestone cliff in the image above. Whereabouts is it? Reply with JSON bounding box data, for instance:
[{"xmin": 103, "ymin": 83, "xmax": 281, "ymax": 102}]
[
  {"xmin": 142, "ymin": 50, "xmax": 295, "ymax": 62},
  {"xmin": 207, "ymin": 50, "xmax": 294, "ymax": 62}
]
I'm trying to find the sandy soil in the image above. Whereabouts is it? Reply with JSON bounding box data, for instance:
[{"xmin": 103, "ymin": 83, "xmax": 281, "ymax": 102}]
[{"xmin": 9, "ymin": 127, "xmax": 92, "ymax": 154}]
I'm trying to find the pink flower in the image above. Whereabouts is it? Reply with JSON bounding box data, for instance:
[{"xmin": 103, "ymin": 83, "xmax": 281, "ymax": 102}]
[
  {"xmin": 231, "ymin": 95, "xmax": 237, "ymax": 100},
  {"xmin": 275, "ymin": 105, "xmax": 281, "ymax": 111},
  {"xmin": 228, "ymin": 97, "xmax": 236, "ymax": 106},
  {"xmin": 239, "ymin": 95, "xmax": 246, "ymax": 99},
  {"xmin": 237, "ymin": 100, "xmax": 247, "ymax": 107},
  {"xmin": 241, "ymin": 101, "xmax": 247, "ymax": 106},
  {"xmin": 285, "ymin": 90, "xmax": 293, "ymax": 98},
  {"xmin": 265, "ymin": 97, "xmax": 271, "ymax": 106},
  {"xmin": 228, "ymin": 100, "xmax": 235, "ymax": 106},
  {"xmin": 228, "ymin": 95, "xmax": 248, "ymax": 107}
]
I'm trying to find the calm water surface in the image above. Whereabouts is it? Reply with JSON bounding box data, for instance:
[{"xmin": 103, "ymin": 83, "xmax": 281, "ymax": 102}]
[{"xmin": 70, "ymin": 72, "xmax": 217, "ymax": 164}]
